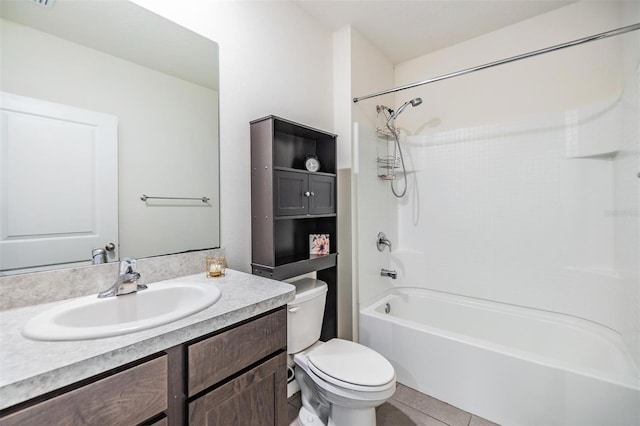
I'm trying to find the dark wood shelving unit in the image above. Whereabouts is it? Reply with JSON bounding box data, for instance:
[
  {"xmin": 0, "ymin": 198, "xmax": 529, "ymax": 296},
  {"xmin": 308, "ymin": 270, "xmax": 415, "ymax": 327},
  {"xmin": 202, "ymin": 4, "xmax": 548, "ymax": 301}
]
[{"xmin": 250, "ymin": 115, "xmax": 338, "ymax": 340}]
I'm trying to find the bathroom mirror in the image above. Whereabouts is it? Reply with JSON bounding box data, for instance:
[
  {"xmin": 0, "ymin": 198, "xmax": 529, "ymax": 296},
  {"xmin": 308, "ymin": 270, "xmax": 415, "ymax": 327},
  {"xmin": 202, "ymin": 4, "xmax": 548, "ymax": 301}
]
[{"xmin": 0, "ymin": 0, "xmax": 220, "ymax": 275}]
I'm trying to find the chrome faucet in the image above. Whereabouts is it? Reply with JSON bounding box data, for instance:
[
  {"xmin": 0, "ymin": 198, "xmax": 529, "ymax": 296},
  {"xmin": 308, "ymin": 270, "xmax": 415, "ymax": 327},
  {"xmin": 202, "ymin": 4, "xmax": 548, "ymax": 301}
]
[
  {"xmin": 380, "ymin": 268, "xmax": 397, "ymax": 279},
  {"xmin": 98, "ymin": 257, "xmax": 146, "ymax": 298},
  {"xmin": 91, "ymin": 248, "xmax": 107, "ymax": 265},
  {"xmin": 377, "ymin": 232, "xmax": 392, "ymax": 252}
]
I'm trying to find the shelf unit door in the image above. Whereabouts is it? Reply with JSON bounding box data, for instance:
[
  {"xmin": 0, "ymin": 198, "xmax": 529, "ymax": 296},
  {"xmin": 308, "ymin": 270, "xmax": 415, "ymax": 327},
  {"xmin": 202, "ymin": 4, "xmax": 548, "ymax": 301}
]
[
  {"xmin": 274, "ymin": 170, "xmax": 308, "ymax": 216},
  {"xmin": 308, "ymin": 175, "xmax": 335, "ymax": 215}
]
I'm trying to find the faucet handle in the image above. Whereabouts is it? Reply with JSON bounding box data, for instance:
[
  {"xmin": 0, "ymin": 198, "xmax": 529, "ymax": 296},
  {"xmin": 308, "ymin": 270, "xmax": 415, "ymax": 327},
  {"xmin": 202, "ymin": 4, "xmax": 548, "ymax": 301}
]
[
  {"xmin": 377, "ymin": 232, "xmax": 392, "ymax": 252},
  {"xmin": 119, "ymin": 257, "xmax": 137, "ymax": 275}
]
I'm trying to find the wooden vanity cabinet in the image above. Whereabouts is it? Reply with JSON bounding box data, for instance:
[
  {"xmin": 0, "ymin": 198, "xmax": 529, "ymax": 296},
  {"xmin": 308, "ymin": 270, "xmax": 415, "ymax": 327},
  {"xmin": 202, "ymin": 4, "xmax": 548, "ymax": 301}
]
[
  {"xmin": 0, "ymin": 308, "xmax": 287, "ymax": 426},
  {"xmin": 186, "ymin": 308, "xmax": 287, "ymax": 426}
]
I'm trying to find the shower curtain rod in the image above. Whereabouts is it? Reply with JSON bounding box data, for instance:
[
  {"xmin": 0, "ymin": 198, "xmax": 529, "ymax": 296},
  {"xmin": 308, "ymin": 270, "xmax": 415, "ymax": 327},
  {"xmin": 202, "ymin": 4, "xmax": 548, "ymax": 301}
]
[{"xmin": 353, "ymin": 22, "xmax": 640, "ymax": 103}]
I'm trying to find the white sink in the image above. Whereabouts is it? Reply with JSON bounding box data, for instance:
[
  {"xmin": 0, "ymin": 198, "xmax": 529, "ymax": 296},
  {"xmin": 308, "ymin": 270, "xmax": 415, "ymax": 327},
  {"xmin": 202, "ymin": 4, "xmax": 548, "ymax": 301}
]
[{"xmin": 22, "ymin": 282, "xmax": 221, "ymax": 341}]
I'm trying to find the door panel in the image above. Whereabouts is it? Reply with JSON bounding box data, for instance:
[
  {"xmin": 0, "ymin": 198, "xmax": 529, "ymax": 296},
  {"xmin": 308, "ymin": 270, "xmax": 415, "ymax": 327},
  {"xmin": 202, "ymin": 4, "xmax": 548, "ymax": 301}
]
[
  {"xmin": 309, "ymin": 175, "xmax": 335, "ymax": 215},
  {"xmin": 274, "ymin": 170, "xmax": 307, "ymax": 216},
  {"xmin": 0, "ymin": 92, "xmax": 118, "ymax": 272}
]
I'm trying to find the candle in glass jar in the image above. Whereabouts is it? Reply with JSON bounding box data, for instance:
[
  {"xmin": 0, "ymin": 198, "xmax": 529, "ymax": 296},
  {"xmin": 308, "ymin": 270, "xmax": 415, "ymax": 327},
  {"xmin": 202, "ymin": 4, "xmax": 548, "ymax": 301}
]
[{"xmin": 206, "ymin": 256, "xmax": 225, "ymax": 277}]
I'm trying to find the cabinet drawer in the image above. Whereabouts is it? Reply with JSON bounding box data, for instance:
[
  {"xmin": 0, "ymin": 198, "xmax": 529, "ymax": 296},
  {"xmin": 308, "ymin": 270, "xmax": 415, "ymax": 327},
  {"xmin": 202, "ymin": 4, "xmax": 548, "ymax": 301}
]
[
  {"xmin": 0, "ymin": 355, "xmax": 167, "ymax": 426},
  {"xmin": 187, "ymin": 309, "xmax": 286, "ymax": 396}
]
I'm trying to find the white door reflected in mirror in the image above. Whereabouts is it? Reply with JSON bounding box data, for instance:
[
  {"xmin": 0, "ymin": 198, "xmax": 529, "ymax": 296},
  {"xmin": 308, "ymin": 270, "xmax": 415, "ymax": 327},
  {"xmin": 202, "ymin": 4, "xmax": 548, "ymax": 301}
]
[{"xmin": 0, "ymin": 92, "xmax": 118, "ymax": 272}]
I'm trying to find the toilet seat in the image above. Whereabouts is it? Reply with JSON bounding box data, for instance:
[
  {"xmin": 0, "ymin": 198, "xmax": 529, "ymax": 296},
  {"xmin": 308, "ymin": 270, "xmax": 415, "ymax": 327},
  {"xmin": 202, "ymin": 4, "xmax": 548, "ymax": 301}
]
[{"xmin": 307, "ymin": 339, "xmax": 395, "ymax": 391}]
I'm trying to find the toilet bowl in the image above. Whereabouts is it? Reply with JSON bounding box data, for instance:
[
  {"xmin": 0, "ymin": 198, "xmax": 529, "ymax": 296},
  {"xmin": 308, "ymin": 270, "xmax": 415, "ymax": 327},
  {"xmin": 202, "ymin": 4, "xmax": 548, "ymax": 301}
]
[
  {"xmin": 287, "ymin": 278, "xmax": 396, "ymax": 426},
  {"xmin": 295, "ymin": 338, "xmax": 396, "ymax": 426}
]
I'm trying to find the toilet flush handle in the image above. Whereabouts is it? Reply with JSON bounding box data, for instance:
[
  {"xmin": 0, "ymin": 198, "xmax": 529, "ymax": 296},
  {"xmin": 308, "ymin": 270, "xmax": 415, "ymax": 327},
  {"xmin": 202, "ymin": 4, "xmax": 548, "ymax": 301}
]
[{"xmin": 288, "ymin": 306, "xmax": 299, "ymax": 313}]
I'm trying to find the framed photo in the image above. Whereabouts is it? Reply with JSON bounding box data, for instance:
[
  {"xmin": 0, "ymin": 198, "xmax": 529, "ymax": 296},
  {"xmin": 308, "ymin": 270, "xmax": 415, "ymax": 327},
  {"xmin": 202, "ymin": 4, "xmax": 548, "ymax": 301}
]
[{"xmin": 309, "ymin": 234, "xmax": 330, "ymax": 255}]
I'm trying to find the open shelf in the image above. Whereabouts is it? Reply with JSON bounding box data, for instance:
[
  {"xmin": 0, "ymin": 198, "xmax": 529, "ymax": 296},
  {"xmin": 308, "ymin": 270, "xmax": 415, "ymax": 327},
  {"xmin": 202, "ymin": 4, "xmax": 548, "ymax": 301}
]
[
  {"xmin": 273, "ymin": 166, "xmax": 336, "ymax": 177},
  {"xmin": 251, "ymin": 115, "xmax": 337, "ymax": 175},
  {"xmin": 274, "ymin": 213, "xmax": 336, "ymax": 220},
  {"xmin": 252, "ymin": 253, "xmax": 337, "ymax": 281},
  {"xmin": 273, "ymin": 217, "xmax": 336, "ymax": 262}
]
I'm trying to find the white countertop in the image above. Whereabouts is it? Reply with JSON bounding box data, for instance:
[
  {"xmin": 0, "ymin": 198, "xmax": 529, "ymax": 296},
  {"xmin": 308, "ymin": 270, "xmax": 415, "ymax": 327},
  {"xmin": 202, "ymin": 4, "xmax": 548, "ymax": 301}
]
[{"xmin": 0, "ymin": 269, "xmax": 295, "ymax": 410}]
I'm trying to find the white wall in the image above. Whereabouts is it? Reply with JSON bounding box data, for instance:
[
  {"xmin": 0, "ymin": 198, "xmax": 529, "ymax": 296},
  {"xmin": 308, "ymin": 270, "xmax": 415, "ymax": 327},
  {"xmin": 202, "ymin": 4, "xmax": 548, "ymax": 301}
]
[
  {"xmin": 357, "ymin": 1, "xmax": 639, "ymax": 362},
  {"xmin": 1, "ymin": 18, "xmax": 219, "ymax": 261},
  {"xmin": 332, "ymin": 25, "xmax": 397, "ymax": 339},
  {"xmin": 394, "ymin": 1, "xmax": 627, "ymax": 132},
  {"xmin": 614, "ymin": 0, "xmax": 640, "ymax": 366},
  {"xmin": 131, "ymin": 0, "xmax": 334, "ymax": 272},
  {"xmin": 333, "ymin": 27, "xmax": 353, "ymax": 339},
  {"xmin": 348, "ymin": 28, "xmax": 397, "ymax": 319}
]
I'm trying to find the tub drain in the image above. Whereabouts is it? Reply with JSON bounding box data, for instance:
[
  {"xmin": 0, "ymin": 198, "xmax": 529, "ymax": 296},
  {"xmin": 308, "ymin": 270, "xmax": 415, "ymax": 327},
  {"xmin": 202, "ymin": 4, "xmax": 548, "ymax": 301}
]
[{"xmin": 385, "ymin": 303, "xmax": 391, "ymax": 314}]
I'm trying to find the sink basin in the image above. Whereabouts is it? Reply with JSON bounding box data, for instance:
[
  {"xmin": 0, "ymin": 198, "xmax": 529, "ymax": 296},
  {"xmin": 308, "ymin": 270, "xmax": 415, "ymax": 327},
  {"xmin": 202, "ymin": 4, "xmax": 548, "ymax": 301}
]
[{"xmin": 22, "ymin": 282, "xmax": 221, "ymax": 341}]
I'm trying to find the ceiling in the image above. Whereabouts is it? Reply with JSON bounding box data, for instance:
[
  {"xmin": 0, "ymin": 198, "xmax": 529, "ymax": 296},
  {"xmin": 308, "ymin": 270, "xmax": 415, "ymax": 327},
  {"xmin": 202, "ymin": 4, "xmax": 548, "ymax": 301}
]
[
  {"xmin": 294, "ymin": 0, "xmax": 576, "ymax": 64},
  {"xmin": 0, "ymin": 0, "xmax": 219, "ymax": 90}
]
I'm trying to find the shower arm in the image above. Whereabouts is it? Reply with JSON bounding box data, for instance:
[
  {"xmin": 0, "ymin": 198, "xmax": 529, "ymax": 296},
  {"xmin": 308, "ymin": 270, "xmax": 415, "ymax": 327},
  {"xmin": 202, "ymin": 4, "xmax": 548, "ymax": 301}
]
[{"xmin": 353, "ymin": 23, "xmax": 640, "ymax": 103}]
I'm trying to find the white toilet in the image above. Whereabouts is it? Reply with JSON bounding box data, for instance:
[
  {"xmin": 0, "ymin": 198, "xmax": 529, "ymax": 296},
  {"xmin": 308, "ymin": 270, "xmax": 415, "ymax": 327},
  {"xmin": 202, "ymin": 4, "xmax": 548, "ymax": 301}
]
[{"xmin": 287, "ymin": 278, "xmax": 396, "ymax": 426}]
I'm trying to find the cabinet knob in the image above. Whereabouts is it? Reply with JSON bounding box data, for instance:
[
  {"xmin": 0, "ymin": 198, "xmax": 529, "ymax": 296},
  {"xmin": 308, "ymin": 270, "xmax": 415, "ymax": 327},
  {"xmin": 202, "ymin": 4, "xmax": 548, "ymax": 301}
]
[{"xmin": 304, "ymin": 191, "xmax": 311, "ymax": 197}]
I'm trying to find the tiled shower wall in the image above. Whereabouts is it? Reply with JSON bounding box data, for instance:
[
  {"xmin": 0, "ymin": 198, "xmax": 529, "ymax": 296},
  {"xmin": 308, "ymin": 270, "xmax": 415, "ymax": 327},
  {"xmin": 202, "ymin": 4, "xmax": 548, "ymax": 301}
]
[{"xmin": 392, "ymin": 94, "xmax": 631, "ymax": 334}]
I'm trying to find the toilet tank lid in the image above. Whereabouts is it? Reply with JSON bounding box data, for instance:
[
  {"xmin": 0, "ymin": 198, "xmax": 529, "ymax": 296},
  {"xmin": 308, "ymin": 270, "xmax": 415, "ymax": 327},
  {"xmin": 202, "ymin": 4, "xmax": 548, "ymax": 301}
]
[{"xmin": 290, "ymin": 278, "xmax": 327, "ymax": 304}]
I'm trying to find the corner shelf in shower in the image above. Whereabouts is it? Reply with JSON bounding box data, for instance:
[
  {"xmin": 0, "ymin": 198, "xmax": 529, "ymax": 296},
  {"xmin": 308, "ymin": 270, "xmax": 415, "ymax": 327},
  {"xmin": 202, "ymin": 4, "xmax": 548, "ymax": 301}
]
[{"xmin": 250, "ymin": 115, "xmax": 338, "ymax": 340}]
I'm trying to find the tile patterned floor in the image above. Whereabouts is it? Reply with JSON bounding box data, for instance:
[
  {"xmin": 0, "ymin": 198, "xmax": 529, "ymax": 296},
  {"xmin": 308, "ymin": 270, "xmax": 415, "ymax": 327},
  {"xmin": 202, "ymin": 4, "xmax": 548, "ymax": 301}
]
[{"xmin": 287, "ymin": 383, "xmax": 499, "ymax": 426}]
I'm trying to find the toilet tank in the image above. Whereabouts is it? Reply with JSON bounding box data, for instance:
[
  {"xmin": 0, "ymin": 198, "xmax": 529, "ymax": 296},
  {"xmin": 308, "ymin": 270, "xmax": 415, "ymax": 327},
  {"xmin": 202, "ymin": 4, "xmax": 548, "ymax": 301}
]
[{"xmin": 287, "ymin": 278, "xmax": 328, "ymax": 354}]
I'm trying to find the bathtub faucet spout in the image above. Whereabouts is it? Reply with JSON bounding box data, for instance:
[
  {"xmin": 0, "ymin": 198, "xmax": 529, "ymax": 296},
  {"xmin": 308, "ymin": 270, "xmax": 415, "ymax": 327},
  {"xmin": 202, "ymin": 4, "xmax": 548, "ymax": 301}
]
[{"xmin": 381, "ymin": 268, "xmax": 397, "ymax": 279}]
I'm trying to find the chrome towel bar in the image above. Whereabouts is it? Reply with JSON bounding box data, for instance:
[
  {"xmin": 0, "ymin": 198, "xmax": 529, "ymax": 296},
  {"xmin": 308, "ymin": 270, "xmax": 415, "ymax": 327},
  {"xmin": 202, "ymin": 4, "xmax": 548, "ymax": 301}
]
[{"xmin": 140, "ymin": 194, "xmax": 210, "ymax": 203}]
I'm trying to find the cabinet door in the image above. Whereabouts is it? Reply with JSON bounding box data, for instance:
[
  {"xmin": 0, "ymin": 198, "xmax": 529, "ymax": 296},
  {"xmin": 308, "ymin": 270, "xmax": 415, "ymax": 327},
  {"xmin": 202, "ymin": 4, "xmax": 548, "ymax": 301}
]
[
  {"xmin": 274, "ymin": 170, "xmax": 308, "ymax": 216},
  {"xmin": 188, "ymin": 352, "xmax": 287, "ymax": 426},
  {"xmin": 309, "ymin": 175, "xmax": 335, "ymax": 215}
]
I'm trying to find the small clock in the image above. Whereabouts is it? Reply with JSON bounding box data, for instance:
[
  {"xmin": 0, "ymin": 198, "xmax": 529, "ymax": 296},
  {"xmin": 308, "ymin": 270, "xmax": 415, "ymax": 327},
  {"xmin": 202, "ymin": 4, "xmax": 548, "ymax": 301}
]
[{"xmin": 304, "ymin": 155, "xmax": 320, "ymax": 172}]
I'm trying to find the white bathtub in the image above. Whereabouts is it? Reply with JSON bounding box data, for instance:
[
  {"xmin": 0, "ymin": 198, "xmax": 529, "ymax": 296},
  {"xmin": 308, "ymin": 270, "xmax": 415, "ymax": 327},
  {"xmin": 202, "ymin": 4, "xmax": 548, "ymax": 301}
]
[{"xmin": 359, "ymin": 287, "xmax": 639, "ymax": 426}]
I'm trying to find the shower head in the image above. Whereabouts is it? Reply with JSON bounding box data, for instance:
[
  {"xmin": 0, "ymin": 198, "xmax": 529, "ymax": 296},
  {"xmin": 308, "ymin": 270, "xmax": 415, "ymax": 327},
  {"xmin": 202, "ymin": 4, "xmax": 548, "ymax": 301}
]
[{"xmin": 389, "ymin": 97, "xmax": 422, "ymax": 121}]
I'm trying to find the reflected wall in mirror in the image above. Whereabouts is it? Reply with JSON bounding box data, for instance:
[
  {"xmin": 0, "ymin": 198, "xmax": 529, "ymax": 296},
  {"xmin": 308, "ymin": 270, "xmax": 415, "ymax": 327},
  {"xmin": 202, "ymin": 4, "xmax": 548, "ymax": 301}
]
[{"xmin": 0, "ymin": 0, "xmax": 220, "ymax": 275}]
